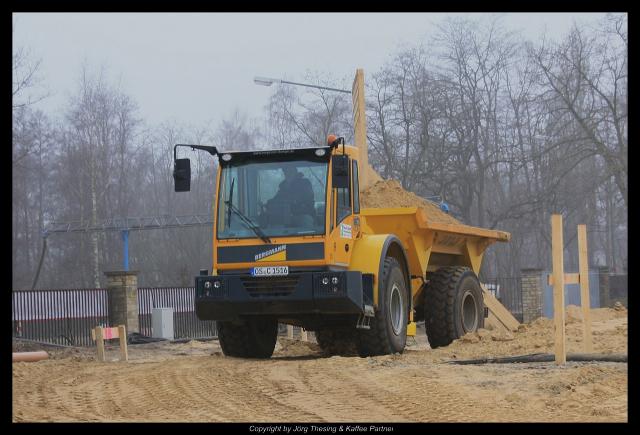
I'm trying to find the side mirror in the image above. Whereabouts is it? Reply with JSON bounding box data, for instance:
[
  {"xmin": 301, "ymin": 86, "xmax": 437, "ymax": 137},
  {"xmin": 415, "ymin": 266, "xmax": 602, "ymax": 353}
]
[
  {"xmin": 332, "ymin": 155, "xmax": 349, "ymax": 189},
  {"xmin": 173, "ymin": 158, "xmax": 191, "ymax": 192}
]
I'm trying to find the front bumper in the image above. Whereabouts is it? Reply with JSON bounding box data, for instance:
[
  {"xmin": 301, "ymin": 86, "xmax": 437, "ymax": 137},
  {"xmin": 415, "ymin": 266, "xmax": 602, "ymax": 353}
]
[{"xmin": 194, "ymin": 270, "xmax": 363, "ymax": 321}]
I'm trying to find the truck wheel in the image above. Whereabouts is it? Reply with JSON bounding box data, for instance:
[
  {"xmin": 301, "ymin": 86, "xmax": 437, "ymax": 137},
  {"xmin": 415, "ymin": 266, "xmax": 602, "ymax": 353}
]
[
  {"xmin": 423, "ymin": 266, "xmax": 484, "ymax": 349},
  {"xmin": 218, "ymin": 317, "xmax": 278, "ymax": 359},
  {"xmin": 315, "ymin": 329, "xmax": 358, "ymax": 356},
  {"xmin": 357, "ymin": 257, "xmax": 408, "ymax": 357}
]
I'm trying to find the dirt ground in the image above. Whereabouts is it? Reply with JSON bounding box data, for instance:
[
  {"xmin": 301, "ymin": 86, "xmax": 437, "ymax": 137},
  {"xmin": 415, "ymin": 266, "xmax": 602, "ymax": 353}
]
[{"xmin": 13, "ymin": 306, "xmax": 627, "ymax": 422}]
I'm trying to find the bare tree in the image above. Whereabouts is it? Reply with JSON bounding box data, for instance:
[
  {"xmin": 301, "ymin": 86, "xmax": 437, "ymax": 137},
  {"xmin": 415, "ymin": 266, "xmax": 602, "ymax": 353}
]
[
  {"xmin": 264, "ymin": 72, "xmax": 352, "ymax": 149},
  {"xmin": 12, "ymin": 21, "xmax": 48, "ymax": 111},
  {"xmin": 12, "ymin": 14, "xmax": 627, "ymax": 290},
  {"xmin": 58, "ymin": 64, "xmax": 142, "ymax": 287},
  {"xmin": 530, "ymin": 18, "xmax": 627, "ymax": 209}
]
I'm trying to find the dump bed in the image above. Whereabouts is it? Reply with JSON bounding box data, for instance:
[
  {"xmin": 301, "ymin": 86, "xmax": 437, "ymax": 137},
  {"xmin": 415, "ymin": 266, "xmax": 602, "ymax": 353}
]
[{"xmin": 360, "ymin": 207, "xmax": 510, "ymax": 280}]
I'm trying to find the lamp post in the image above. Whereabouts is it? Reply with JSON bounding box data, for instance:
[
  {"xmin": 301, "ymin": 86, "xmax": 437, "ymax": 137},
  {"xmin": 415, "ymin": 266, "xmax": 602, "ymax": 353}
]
[{"xmin": 254, "ymin": 76, "xmax": 351, "ymax": 94}]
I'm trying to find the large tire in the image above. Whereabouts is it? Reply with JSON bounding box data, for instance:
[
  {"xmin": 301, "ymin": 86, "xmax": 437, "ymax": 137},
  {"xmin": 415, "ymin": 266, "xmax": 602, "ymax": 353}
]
[
  {"xmin": 315, "ymin": 328, "xmax": 358, "ymax": 356},
  {"xmin": 423, "ymin": 266, "xmax": 485, "ymax": 349},
  {"xmin": 218, "ymin": 317, "xmax": 278, "ymax": 359},
  {"xmin": 357, "ymin": 257, "xmax": 409, "ymax": 357}
]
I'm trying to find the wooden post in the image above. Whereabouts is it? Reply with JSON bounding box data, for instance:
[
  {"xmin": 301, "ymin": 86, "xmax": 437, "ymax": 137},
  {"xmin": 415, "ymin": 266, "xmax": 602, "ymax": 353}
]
[
  {"xmin": 118, "ymin": 325, "xmax": 129, "ymax": 361},
  {"xmin": 92, "ymin": 325, "xmax": 128, "ymax": 362},
  {"xmin": 287, "ymin": 325, "xmax": 293, "ymax": 339},
  {"xmin": 578, "ymin": 225, "xmax": 593, "ymax": 353},
  {"xmin": 95, "ymin": 326, "xmax": 106, "ymax": 362},
  {"xmin": 551, "ymin": 214, "xmax": 566, "ymax": 365},
  {"xmin": 301, "ymin": 328, "xmax": 308, "ymax": 342}
]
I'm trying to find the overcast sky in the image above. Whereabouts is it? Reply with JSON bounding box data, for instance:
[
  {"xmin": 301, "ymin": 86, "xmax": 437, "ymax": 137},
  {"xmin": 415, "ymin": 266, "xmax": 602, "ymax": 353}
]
[{"xmin": 14, "ymin": 12, "xmax": 613, "ymax": 128}]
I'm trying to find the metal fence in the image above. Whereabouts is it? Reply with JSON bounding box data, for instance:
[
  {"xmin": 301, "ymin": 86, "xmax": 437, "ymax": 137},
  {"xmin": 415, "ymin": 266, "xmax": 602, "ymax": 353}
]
[
  {"xmin": 12, "ymin": 287, "xmax": 216, "ymax": 347},
  {"xmin": 23, "ymin": 272, "xmax": 626, "ymax": 346},
  {"xmin": 137, "ymin": 287, "xmax": 217, "ymax": 339},
  {"xmin": 12, "ymin": 289, "xmax": 109, "ymax": 347},
  {"xmin": 542, "ymin": 269, "xmax": 600, "ymax": 317},
  {"xmin": 609, "ymin": 274, "xmax": 628, "ymax": 306},
  {"xmin": 483, "ymin": 271, "xmax": 628, "ymax": 322},
  {"xmin": 482, "ymin": 277, "xmax": 524, "ymax": 323}
]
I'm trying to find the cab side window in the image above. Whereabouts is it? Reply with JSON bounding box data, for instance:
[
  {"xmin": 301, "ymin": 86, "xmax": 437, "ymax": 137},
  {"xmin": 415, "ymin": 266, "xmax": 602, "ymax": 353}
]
[
  {"xmin": 352, "ymin": 160, "xmax": 360, "ymax": 214},
  {"xmin": 336, "ymin": 162, "xmax": 351, "ymax": 225}
]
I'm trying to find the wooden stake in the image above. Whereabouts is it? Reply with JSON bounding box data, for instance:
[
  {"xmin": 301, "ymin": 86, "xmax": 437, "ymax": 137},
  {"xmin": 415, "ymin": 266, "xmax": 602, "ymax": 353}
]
[
  {"xmin": 301, "ymin": 328, "xmax": 308, "ymax": 342},
  {"xmin": 578, "ymin": 225, "xmax": 593, "ymax": 353},
  {"xmin": 551, "ymin": 214, "xmax": 566, "ymax": 365},
  {"xmin": 287, "ymin": 325, "xmax": 293, "ymax": 339},
  {"xmin": 95, "ymin": 326, "xmax": 106, "ymax": 362},
  {"xmin": 118, "ymin": 325, "xmax": 129, "ymax": 361},
  {"xmin": 548, "ymin": 273, "xmax": 580, "ymax": 286}
]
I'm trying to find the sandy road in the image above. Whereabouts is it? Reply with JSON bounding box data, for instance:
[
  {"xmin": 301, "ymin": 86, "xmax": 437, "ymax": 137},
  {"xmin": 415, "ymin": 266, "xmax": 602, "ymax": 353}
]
[{"xmin": 13, "ymin": 307, "xmax": 627, "ymax": 422}]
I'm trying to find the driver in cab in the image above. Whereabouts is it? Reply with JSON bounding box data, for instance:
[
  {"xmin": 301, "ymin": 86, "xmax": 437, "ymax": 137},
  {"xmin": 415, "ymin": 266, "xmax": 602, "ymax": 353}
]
[{"xmin": 264, "ymin": 166, "xmax": 315, "ymax": 227}]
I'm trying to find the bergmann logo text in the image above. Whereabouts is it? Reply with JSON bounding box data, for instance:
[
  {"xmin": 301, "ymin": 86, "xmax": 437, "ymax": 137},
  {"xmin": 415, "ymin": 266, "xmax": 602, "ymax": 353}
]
[{"xmin": 255, "ymin": 245, "xmax": 286, "ymax": 261}]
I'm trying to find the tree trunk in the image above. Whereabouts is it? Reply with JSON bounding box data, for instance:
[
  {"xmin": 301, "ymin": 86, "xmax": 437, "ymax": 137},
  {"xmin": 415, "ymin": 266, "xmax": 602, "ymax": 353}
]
[{"xmin": 90, "ymin": 160, "xmax": 101, "ymax": 289}]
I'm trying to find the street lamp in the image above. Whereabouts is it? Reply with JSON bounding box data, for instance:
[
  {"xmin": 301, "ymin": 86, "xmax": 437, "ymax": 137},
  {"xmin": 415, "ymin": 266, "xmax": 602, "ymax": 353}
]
[{"xmin": 254, "ymin": 76, "xmax": 351, "ymax": 94}]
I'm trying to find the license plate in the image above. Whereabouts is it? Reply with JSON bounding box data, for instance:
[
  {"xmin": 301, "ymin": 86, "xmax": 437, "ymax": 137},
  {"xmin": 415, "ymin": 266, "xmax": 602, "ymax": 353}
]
[{"xmin": 251, "ymin": 266, "xmax": 289, "ymax": 277}]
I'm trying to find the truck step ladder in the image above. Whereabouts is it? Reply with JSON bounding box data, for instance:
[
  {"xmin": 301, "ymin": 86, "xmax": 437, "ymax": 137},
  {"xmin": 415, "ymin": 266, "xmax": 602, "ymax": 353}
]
[{"xmin": 356, "ymin": 304, "xmax": 375, "ymax": 329}]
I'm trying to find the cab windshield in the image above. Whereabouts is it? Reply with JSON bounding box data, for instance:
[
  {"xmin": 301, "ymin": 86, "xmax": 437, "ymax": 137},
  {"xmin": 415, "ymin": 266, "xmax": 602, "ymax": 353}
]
[{"xmin": 217, "ymin": 158, "xmax": 328, "ymax": 239}]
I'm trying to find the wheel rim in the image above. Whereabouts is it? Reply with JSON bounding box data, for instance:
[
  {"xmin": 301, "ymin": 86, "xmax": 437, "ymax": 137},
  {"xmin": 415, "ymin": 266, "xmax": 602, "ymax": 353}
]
[
  {"xmin": 461, "ymin": 290, "xmax": 478, "ymax": 332},
  {"xmin": 390, "ymin": 283, "xmax": 403, "ymax": 335}
]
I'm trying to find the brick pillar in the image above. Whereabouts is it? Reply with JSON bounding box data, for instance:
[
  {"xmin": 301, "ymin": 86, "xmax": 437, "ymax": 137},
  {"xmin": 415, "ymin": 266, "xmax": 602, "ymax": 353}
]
[
  {"xmin": 521, "ymin": 269, "xmax": 543, "ymax": 323},
  {"xmin": 598, "ymin": 266, "xmax": 610, "ymax": 308},
  {"xmin": 104, "ymin": 270, "xmax": 139, "ymax": 333}
]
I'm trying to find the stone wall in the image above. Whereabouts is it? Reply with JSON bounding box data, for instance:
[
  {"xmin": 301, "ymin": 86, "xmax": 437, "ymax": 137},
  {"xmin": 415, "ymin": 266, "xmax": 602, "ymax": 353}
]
[
  {"xmin": 521, "ymin": 269, "xmax": 543, "ymax": 323},
  {"xmin": 598, "ymin": 266, "xmax": 610, "ymax": 308}
]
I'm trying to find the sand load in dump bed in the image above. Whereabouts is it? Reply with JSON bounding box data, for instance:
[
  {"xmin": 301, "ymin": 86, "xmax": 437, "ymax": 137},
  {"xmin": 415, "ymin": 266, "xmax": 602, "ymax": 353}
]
[{"xmin": 360, "ymin": 179, "xmax": 463, "ymax": 226}]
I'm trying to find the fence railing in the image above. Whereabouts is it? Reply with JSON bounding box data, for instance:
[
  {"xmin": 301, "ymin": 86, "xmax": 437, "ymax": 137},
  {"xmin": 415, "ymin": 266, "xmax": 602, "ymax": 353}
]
[
  {"xmin": 609, "ymin": 274, "xmax": 628, "ymax": 306},
  {"xmin": 12, "ymin": 288, "xmax": 109, "ymax": 347},
  {"xmin": 137, "ymin": 287, "xmax": 217, "ymax": 339},
  {"xmin": 15, "ymin": 272, "xmax": 625, "ymax": 347},
  {"xmin": 12, "ymin": 287, "xmax": 216, "ymax": 347}
]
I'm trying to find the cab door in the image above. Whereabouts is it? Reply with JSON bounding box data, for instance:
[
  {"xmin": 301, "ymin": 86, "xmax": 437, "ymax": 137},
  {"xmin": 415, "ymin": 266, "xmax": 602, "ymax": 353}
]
[{"xmin": 329, "ymin": 158, "xmax": 361, "ymax": 267}]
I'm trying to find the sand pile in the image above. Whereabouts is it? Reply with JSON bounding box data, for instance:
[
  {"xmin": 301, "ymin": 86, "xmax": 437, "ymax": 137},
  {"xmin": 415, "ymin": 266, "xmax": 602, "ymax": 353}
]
[
  {"xmin": 275, "ymin": 337, "xmax": 321, "ymax": 357},
  {"xmin": 565, "ymin": 304, "xmax": 627, "ymax": 324},
  {"xmin": 360, "ymin": 179, "xmax": 462, "ymax": 225},
  {"xmin": 427, "ymin": 306, "xmax": 627, "ymax": 361}
]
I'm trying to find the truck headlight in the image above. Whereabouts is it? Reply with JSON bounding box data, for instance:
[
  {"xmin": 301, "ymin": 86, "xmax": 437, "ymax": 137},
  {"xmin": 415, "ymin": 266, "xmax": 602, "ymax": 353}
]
[
  {"xmin": 331, "ymin": 276, "xmax": 339, "ymax": 285},
  {"xmin": 204, "ymin": 281, "xmax": 212, "ymax": 289},
  {"xmin": 213, "ymin": 281, "xmax": 221, "ymax": 289},
  {"xmin": 322, "ymin": 277, "xmax": 329, "ymax": 285}
]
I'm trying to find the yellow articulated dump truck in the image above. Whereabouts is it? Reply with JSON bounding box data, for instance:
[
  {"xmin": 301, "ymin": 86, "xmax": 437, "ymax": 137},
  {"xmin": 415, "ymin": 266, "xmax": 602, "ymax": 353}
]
[
  {"xmin": 172, "ymin": 69, "xmax": 510, "ymax": 358},
  {"xmin": 172, "ymin": 138, "xmax": 509, "ymax": 359}
]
